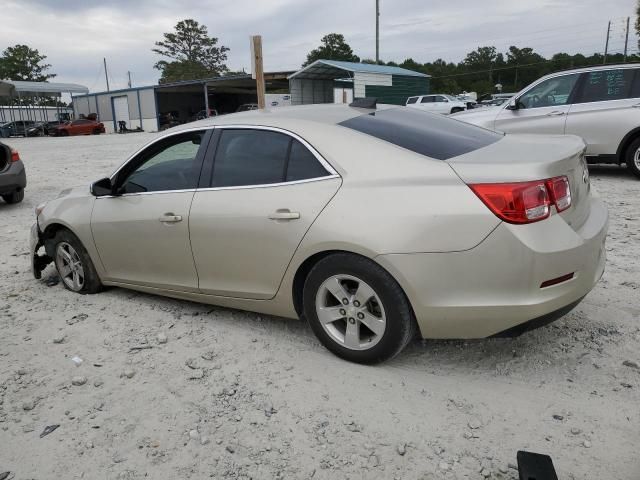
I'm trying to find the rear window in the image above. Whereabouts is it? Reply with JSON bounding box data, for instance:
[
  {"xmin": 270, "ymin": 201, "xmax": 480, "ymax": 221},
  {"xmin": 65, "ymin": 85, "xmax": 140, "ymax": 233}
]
[
  {"xmin": 577, "ymin": 69, "xmax": 636, "ymax": 103},
  {"xmin": 338, "ymin": 108, "xmax": 502, "ymax": 160}
]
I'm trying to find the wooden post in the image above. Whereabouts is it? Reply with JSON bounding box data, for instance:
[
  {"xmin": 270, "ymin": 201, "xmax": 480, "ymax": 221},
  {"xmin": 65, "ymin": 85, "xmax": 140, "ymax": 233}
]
[{"xmin": 251, "ymin": 35, "xmax": 266, "ymax": 109}]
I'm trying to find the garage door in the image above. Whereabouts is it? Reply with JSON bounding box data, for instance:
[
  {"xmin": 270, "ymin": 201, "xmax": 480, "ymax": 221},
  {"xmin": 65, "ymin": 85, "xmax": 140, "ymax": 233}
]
[{"xmin": 113, "ymin": 96, "xmax": 130, "ymax": 129}]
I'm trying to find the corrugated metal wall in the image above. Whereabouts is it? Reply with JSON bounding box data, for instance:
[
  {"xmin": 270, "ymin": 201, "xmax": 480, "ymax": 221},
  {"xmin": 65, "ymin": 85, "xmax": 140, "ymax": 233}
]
[
  {"xmin": 365, "ymin": 75, "xmax": 430, "ymax": 105},
  {"xmin": 353, "ymin": 72, "xmax": 392, "ymax": 98},
  {"xmin": 290, "ymin": 79, "xmax": 334, "ymax": 105}
]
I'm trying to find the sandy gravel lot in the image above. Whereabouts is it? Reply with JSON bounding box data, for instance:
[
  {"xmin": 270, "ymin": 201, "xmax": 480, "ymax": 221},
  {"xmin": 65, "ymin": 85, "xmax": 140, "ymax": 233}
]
[{"xmin": 0, "ymin": 133, "xmax": 639, "ymax": 480}]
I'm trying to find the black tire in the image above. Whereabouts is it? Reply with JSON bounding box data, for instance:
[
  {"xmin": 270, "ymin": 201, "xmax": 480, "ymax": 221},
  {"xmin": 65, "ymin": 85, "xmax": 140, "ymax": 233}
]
[
  {"xmin": 624, "ymin": 137, "xmax": 640, "ymax": 179},
  {"xmin": 2, "ymin": 189, "xmax": 24, "ymax": 204},
  {"xmin": 450, "ymin": 107, "xmax": 464, "ymax": 114},
  {"xmin": 92, "ymin": 128, "xmax": 101, "ymax": 135},
  {"xmin": 50, "ymin": 229, "xmax": 102, "ymax": 294},
  {"xmin": 302, "ymin": 253, "xmax": 417, "ymax": 364}
]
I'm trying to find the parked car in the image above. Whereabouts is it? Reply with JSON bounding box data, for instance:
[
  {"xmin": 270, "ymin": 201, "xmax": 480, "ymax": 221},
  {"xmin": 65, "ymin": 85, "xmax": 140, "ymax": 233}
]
[
  {"xmin": 453, "ymin": 64, "xmax": 640, "ymax": 178},
  {"xmin": 0, "ymin": 141, "xmax": 26, "ymax": 204},
  {"xmin": 0, "ymin": 121, "xmax": 36, "ymax": 138},
  {"xmin": 190, "ymin": 109, "xmax": 219, "ymax": 122},
  {"xmin": 406, "ymin": 94, "xmax": 467, "ymax": 114},
  {"xmin": 51, "ymin": 119, "xmax": 105, "ymax": 136},
  {"xmin": 30, "ymin": 104, "xmax": 607, "ymax": 363},
  {"xmin": 236, "ymin": 103, "xmax": 259, "ymax": 112}
]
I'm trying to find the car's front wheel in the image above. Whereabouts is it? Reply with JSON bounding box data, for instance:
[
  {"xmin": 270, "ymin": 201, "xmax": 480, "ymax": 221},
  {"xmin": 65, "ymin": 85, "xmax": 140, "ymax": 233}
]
[
  {"xmin": 303, "ymin": 253, "xmax": 416, "ymax": 364},
  {"xmin": 51, "ymin": 229, "xmax": 102, "ymax": 294},
  {"xmin": 625, "ymin": 137, "xmax": 640, "ymax": 179}
]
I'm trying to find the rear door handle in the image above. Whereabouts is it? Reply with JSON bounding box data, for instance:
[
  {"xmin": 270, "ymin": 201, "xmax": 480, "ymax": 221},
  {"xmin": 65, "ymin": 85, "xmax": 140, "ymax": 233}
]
[
  {"xmin": 546, "ymin": 111, "xmax": 566, "ymax": 116},
  {"xmin": 159, "ymin": 213, "xmax": 182, "ymax": 223},
  {"xmin": 268, "ymin": 209, "xmax": 300, "ymax": 221}
]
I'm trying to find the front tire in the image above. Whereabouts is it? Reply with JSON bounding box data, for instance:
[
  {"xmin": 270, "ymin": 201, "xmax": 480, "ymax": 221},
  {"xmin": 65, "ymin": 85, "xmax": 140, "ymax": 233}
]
[
  {"xmin": 625, "ymin": 137, "xmax": 640, "ymax": 179},
  {"xmin": 303, "ymin": 253, "xmax": 416, "ymax": 364},
  {"xmin": 51, "ymin": 229, "xmax": 102, "ymax": 294},
  {"xmin": 2, "ymin": 189, "xmax": 24, "ymax": 204}
]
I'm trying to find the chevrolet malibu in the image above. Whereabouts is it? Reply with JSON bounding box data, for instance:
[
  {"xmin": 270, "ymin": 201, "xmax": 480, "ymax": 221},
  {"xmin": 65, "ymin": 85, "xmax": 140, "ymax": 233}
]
[{"xmin": 30, "ymin": 103, "xmax": 608, "ymax": 363}]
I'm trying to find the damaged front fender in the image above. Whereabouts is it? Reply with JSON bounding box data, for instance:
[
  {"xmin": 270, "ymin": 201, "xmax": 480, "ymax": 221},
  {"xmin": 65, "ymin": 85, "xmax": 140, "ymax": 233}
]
[{"xmin": 30, "ymin": 223, "xmax": 52, "ymax": 279}]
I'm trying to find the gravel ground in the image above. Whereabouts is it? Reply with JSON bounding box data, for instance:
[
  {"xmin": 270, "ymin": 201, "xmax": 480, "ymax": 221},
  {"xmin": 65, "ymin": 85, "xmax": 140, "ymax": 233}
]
[{"xmin": 0, "ymin": 133, "xmax": 639, "ymax": 480}]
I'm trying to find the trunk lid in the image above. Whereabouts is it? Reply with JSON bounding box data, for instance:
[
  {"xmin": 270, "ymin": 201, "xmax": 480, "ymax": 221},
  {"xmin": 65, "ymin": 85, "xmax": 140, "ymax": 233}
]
[{"xmin": 447, "ymin": 134, "xmax": 591, "ymax": 231}]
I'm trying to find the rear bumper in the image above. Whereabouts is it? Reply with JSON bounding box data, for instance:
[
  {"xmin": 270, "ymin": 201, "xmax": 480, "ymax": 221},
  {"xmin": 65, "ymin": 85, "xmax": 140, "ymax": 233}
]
[
  {"xmin": 377, "ymin": 197, "xmax": 608, "ymax": 339},
  {"xmin": 0, "ymin": 160, "xmax": 27, "ymax": 194}
]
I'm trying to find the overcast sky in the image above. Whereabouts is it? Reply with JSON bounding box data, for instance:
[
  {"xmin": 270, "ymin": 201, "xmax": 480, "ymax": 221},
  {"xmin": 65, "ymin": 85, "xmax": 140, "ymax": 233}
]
[{"xmin": 1, "ymin": 0, "xmax": 637, "ymax": 92}]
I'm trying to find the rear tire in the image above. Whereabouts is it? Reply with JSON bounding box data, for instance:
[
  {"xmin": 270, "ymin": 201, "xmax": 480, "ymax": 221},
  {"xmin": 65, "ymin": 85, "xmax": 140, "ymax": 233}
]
[
  {"xmin": 2, "ymin": 189, "xmax": 24, "ymax": 204},
  {"xmin": 302, "ymin": 253, "xmax": 416, "ymax": 364},
  {"xmin": 51, "ymin": 229, "xmax": 102, "ymax": 294},
  {"xmin": 625, "ymin": 137, "xmax": 640, "ymax": 179}
]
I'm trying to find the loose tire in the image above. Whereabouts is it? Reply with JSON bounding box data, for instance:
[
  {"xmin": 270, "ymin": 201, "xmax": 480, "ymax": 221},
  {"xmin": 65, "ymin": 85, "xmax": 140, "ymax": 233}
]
[
  {"xmin": 51, "ymin": 229, "xmax": 102, "ymax": 294},
  {"xmin": 2, "ymin": 189, "xmax": 24, "ymax": 204},
  {"xmin": 625, "ymin": 137, "xmax": 640, "ymax": 179},
  {"xmin": 303, "ymin": 253, "xmax": 416, "ymax": 364}
]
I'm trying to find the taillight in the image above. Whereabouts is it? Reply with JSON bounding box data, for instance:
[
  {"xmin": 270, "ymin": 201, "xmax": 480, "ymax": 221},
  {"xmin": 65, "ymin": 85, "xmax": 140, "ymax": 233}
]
[
  {"xmin": 11, "ymin": 149, "xmax": 20, "ymax": 162},
  {"xmin": 469, "ymin": 175, "xmax": 571, "ymax": 224},
  {"xmin": 546, "ymin": 176, "xmax": 571, "ymax": 212}
]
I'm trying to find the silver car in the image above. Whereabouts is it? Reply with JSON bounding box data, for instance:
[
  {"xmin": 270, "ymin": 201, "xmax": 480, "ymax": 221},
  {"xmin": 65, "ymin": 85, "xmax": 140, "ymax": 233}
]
[
  {"xmin": 30, "ymin": 104, "xmax": 608, "ymax": 363},
  {"xmin": 453, "ymin": 64, "xmax": 640, "ymax": 178}
]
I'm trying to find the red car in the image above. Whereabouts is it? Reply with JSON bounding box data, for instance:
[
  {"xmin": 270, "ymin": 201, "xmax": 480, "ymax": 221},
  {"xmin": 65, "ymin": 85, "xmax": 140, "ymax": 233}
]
[{"xmin": 51, "ymin": 119, "xmax": 105, "ymax": 136}]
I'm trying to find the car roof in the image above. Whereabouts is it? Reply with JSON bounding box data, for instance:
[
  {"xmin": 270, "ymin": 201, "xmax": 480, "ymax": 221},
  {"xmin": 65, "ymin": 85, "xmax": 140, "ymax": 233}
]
[
  {"xmin": 543, "ymin": 62, "xmax": 640, "ymax": 78},
  {"xmin": 173, "ymin": 103, "xmax": 374, "ymax": 132}
]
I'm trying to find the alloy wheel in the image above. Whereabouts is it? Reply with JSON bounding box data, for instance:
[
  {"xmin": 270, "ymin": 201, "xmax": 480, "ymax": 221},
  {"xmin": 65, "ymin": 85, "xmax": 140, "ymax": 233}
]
[
  {"xmin": 55, "ymin": 242, "xmax": 85, "ymax": 291},
  {"xmin": 634, "ymin": 147, "xmax": 640, "ymax": 170},
  {"xmin": 315, "ymin": 274, "xmax": 386, "ymax": 350}
]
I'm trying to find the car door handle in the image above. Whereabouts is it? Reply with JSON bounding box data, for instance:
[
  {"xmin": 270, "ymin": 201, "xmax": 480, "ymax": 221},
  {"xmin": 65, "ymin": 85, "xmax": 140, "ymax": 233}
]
[
  {"xmin": 268, "ymin": 210, "xmax": 300, "ymax": 221},
  {"xmin": 546, "ymin": 111, "xmax": 566, "ymax": 116},
  {"xmin": 159, "ymin": 213, "xmax": 182, "ymax": 223}
]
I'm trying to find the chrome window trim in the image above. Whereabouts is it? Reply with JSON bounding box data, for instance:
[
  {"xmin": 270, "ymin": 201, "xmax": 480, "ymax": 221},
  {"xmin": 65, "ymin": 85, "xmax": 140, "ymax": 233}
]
[
  {"xmin": 101, "ymin": 123, "xmax": 341, "ymax": 198},
  {"xmin": 211, "ymin": 124, "xmax": 339, "ymax": 177}
]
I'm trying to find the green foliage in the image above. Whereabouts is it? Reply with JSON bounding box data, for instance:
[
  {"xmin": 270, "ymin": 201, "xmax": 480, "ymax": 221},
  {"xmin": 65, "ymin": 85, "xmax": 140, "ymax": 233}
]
[
  {"xmin": 0, "ymin": 44, "xmax": 56, "ymax": 81},
  {"xmin": 152, "ymin": 19, "xmax": 229, "ymax": 84},
  {"xmin": 303, "ymin": 34, "xmax": 360, "ymax": 67}
]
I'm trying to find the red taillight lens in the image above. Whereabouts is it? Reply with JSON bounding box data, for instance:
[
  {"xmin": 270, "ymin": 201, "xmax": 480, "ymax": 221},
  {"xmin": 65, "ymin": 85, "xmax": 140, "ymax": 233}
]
[
  {"xmin": 546, "ymin": 176, "xmax": 571, "ymax": 212},
  {"xmin": 470, "ymin": 181, "xmax": 551, "ymax": 224},
  {"xmin": 10, "ymin": 149, "xmax": 20, "ymax": 162},
  {"xmin": 470, "ymin": 175, "xmax": 571, "ymax": 224}
]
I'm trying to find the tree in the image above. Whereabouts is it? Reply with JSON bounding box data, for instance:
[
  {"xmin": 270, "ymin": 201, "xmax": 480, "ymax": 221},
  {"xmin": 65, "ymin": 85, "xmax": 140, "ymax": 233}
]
[
  {"xmin": 303, "ymin": 34, "xmax": 360, "ymax": 67},
  {"xmin": 152, "ymin": 19, "xmax": 229, "ymax": 83},
  {"xmin": 636, "ymin": 0, "xmax": 640, "ymax": 49},
  {"xmin": 0, "ymin": 44, "xmax": 55, "ymax": 81}
]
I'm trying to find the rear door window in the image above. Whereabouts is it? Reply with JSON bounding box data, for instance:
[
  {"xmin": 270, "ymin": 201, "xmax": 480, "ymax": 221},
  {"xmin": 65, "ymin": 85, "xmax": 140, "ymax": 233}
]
[
  {"xmin": 211, "ymin": 129, "xmax": 331, "ymax": 187},
  {"xmin": 576, "ymin": 68, "xmax": 636, "ymax": 103},
  {"xmin": 339, "ymin": 108, "xmax": 502, "ymax": 160},
  {"xmin": 420, "ymin": 96, "xmax": 434, "ymax": 103}
]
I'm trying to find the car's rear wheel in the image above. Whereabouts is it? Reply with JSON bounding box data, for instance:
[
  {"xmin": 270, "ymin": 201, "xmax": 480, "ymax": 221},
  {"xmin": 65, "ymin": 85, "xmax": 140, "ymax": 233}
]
[
  {"xmin": 303, "ymin": 253, "xmax": 416, "ymax": 364},
  {"xmin": 1, "ymin": 189, "xmax": 24, "ymax": 204},
  {"xmin": 625, "ymin": 137, "xmax": 640, "ymax": 179},
  {"xmin": 51, "ymin": 229, "xmax": 102, "ymax": 294}
]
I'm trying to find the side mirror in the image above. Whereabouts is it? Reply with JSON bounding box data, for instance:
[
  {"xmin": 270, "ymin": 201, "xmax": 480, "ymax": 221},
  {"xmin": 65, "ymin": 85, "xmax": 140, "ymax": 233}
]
[
  {"xmin": 506, "ymin": 98, "xmax": 519, "ymax": 110},
  {"xmin": 91, "ymin": 177, "xmax": 114, "ymax": 197}
]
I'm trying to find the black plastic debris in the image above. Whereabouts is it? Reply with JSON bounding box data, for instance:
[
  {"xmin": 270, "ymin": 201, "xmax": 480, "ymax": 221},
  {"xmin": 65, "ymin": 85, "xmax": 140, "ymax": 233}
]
[
  {"xmin": 40, "ymin": 424, "xmax": 60, "ymax": 438},
  {"xmin": 517, "ymin": 451, "xmax": 559, "ymax": 480}
]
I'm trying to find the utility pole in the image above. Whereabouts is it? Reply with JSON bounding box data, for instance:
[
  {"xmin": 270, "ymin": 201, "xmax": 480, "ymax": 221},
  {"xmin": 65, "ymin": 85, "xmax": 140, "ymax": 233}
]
[
  {"xmin": 375, "ymin": 0, "xmax": 380, "ymax": 63},
  {"xmin": 603, "ymin": 20, "xmax": 611, "ymax": 64},
  {"xmin": 103, "ymin": 58, "xmax": 110, "ymax": 92},
  {"xmin": 624, "ymin": 16, "xmax": 630, "ymax": 62},
  {"xmin": 250, "ymin": 35, "xmax": 266, "ymax": 109},
  {"xmin": 127, "ymin": 71, "xmax": 132, "ymax": 88}
]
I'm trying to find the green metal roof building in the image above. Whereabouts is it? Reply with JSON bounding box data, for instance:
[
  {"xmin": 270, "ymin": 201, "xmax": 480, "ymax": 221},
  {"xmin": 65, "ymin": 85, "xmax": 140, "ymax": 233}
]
[{"xmin": 288, "ymin": 60, "xmax": 430, "ymax": 106}]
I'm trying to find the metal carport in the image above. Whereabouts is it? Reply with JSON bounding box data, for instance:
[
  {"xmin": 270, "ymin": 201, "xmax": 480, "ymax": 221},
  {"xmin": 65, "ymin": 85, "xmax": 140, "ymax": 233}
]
[
  {"xmin": 288, "ymin": 60, "xmax": 430, "ymax": 106},
  {"xmin": 0, "ymin": 80, "xmax": 88, "ymax": 126}
]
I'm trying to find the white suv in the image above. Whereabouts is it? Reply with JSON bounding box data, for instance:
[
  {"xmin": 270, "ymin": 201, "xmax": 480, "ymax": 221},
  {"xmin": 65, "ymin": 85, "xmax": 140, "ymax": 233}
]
[
  {"xmin": 453, "ymin": 64, "xmax": 640, "ymax": 178},
  {"xmin": 406, "ymin": 94, "xmax": 467, "ymax": 115}
]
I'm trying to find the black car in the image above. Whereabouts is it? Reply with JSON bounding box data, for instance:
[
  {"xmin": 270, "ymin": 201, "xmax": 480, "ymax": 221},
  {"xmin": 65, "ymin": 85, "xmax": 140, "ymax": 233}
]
[{"xmin": 0, "ymin": 141, "xmax": 26, "ymax": 204}]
